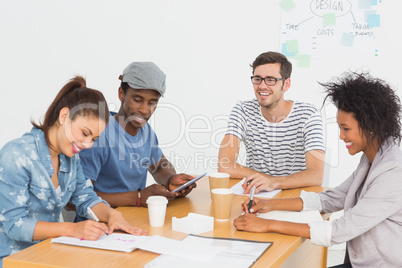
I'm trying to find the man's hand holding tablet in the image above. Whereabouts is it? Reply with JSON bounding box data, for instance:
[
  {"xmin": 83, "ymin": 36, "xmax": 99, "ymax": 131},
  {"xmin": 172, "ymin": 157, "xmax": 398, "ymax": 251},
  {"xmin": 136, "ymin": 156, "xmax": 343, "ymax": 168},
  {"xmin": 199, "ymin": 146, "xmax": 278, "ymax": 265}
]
[{"xmin": 172, "ymin": 173, "xmax": 207, "ymax": 193}]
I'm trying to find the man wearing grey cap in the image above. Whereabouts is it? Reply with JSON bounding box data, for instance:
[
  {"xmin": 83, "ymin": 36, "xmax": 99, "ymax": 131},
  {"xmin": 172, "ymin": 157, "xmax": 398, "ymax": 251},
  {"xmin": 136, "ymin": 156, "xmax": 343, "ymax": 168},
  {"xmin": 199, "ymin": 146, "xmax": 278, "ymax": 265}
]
[{"xmin": 78, "ymin": 62, "xmax": 195, "ymax": 208}]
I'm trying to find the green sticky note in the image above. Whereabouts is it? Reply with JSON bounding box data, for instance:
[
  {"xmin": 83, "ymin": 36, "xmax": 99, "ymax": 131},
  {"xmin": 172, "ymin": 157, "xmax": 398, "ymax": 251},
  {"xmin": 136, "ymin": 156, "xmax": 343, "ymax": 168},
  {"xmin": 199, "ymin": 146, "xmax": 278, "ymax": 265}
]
[
  {"xmin": 286, "ymin": 40, "xmax": 299, "ymax": 53},
  {"xmin": 297, "ymin": 54, "xmax": 311, "ymax": 68},
  {"xmin": 323, "ymin": 13, "xmax": 336, "ymax": 27},
  {"xmin": 280, "ymin": 0, "xmax": 296, "ymax": 11}
]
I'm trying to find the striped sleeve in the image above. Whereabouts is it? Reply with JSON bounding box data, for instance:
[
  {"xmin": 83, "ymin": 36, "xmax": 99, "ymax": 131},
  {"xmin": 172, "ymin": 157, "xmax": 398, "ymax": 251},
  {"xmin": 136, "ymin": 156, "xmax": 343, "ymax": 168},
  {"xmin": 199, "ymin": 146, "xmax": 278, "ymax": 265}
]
[
  {"xmin": 226, "ymin": 102, "xmax": 247, "ymax": 141},
  {"xmin": 303, "ymin": 107, "xmax": 325, "ymax": 153}
]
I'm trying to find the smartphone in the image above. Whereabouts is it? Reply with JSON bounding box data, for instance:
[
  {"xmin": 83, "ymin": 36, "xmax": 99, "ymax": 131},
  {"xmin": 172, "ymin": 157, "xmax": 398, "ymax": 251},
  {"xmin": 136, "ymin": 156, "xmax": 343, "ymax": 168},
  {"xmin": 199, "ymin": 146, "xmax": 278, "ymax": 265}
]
[{"xmin": 172, "ymin": 172, "xmax": 207, "ymax": 193}]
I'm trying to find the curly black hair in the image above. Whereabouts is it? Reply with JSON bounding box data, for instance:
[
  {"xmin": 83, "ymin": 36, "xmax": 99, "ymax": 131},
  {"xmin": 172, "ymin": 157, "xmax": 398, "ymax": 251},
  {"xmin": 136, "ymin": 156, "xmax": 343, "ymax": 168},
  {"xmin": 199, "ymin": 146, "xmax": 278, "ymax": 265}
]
[{"xmin": 321, "ymin": 71, "xmax": 402, "ymax": 146}]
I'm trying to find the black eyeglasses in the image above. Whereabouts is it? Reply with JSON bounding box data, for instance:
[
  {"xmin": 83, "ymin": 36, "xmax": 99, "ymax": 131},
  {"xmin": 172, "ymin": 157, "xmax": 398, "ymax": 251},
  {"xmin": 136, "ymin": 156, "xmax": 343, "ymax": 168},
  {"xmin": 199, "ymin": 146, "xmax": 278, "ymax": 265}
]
[{"xmin": 251, "ymin": 76, "xmax": 286, "ymax": 86}]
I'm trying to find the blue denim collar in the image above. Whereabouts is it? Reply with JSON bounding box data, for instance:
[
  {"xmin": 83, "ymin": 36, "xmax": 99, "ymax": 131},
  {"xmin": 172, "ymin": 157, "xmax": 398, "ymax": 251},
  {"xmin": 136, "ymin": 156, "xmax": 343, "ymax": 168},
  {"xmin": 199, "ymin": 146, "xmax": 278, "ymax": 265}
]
[{"xmin": 31, "ymin": 127, "xmax": 70, "ymax": 176}]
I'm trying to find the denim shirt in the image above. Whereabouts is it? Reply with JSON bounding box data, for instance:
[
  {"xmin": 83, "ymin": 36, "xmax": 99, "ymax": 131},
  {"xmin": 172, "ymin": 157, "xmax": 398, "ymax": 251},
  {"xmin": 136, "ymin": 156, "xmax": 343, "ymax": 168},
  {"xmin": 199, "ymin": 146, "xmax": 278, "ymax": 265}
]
[{"xmin": 0, "ymin": 127, "xmax": 107, "ymax": 266}]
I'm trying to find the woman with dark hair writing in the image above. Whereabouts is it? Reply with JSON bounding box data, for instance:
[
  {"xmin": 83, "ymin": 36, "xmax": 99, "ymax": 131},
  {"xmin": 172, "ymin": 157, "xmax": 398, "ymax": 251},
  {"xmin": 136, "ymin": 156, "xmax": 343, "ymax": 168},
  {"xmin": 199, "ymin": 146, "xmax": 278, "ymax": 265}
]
[
  {"xmin": 234, "ymin": 72, "xmax": 402, "ymax": 267},
  {"xmin": 0, "ymin": 76, "xmax": 146, "ymax": 266}
]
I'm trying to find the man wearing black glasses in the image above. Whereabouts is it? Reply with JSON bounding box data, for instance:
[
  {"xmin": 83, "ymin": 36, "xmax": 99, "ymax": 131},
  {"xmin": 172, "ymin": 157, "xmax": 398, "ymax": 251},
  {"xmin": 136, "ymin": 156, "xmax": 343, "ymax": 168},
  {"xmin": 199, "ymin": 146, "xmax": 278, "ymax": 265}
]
[{"xmin": 218, "ymin": 51, "xmax": 325, "ymax": 194}]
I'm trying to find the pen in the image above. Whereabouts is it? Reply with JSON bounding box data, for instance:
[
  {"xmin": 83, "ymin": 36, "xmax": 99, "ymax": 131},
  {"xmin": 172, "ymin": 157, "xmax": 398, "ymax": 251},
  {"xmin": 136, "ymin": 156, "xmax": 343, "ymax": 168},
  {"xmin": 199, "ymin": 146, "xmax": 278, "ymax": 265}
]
[
  {"xmin": 248, "ymin": 185, "xmax": 256, "ymax": 212},
  {"xmin": 87, "ymin": 207, "xmax": 108, "ymax": 236},
  {"xmin": 87, "ymin": 206, "xmax": 100, "ymax": 222}
]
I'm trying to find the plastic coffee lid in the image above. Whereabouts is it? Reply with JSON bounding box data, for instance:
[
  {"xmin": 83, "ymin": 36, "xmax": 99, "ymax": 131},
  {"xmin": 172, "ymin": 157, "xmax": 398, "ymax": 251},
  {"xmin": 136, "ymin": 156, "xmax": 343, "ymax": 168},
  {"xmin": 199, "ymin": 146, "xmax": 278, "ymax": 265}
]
[
  {"xmin": 208, "ymin": 172, "xmax": 230, "ymax": 178},
  {"xmin": 211, "ymin": 188, "xmax": 233, "ymax": 194},
  {"xmin": 146, "ymin": 196, "xmax": 168, "ymax": 204}
]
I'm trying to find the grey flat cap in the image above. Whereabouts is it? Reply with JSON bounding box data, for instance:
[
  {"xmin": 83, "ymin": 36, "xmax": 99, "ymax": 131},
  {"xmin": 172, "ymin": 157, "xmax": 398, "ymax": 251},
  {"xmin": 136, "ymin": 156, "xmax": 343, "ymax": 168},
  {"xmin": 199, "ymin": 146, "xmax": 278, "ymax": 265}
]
[{"xmin": 120, "ymin": 62, "xmax": 166, "ymax": 96}]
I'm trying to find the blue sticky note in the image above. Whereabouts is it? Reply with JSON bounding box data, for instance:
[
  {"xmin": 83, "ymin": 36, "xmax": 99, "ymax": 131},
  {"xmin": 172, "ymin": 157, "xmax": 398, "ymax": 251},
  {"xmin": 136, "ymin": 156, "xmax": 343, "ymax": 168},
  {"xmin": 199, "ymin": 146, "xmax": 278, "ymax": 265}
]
[
  {"xmin": 341, "ymin": 33, "xmax": 354, "ymax": 47},
  {"xmin": 285, "ymin": 40, "xmax": 299, "ymax": 54},
  {"xmin": 371, "ymin": 0, "xmax": 377, "ymax": 6},
  {"xmin": 367, "ymin": 14, "xmax": 380, "ymax": 27},
  {"xmin": 323, "ymin": 13, "xmax": 336, "ymax": 27},
  {"xmin": 358, "ymin": 0, "xmax": 371, "ymax": 9},
  {"xmin": 280, "ymin": 0, "xmax": 296, "ymax": 11},
  {"xmin": 364, "ymin": 10, "xmax": 376, "ymax": 22},
  {"xmin": 297, "ymin": 54, "xmax": 311, "ymax": 68}
]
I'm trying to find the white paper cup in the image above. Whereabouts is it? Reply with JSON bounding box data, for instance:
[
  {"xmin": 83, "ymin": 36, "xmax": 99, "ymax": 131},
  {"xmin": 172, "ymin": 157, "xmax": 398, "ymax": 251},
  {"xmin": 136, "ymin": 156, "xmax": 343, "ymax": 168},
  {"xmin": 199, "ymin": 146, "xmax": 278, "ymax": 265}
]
[{"xmin": 146, "ymin": 196, "xmax": 168, "ymax": 227}]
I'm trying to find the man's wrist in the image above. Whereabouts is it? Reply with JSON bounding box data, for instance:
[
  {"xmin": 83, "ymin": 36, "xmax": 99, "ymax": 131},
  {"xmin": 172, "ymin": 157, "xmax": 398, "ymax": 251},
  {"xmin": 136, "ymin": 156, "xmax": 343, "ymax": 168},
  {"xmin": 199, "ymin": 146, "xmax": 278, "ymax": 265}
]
[
  {"xmin": 271, "ymin": 176, "xmax": 282, "ymax": 190},
  {"xmin": 165, "ymin": 175, "xmax": 174, "ymax": 190}
]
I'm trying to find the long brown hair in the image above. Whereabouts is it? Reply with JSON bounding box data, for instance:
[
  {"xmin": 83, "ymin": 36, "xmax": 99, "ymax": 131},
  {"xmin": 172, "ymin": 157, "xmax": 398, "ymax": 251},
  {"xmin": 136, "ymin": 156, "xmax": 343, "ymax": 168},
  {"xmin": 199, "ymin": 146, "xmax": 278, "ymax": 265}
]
[{"xmin": 32, "ymin": 76, "xmax": 109, "ymax": 148}]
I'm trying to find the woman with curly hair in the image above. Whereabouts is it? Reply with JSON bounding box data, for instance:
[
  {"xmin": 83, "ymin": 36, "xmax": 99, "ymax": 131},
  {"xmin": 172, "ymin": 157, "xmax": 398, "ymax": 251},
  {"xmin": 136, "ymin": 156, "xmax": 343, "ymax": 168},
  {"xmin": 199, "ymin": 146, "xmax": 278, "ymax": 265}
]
[{"xmin": 234, "ymin": 72, "xmax": 402, "ymax": 268}]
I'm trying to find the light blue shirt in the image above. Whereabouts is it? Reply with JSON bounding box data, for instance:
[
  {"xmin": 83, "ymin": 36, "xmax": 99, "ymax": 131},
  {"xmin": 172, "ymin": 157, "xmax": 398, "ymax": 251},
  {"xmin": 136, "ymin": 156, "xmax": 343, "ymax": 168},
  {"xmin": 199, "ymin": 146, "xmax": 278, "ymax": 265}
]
[
  {"xmin": 0, "ymin": 127, "xmax": 107, "ymax": 266},
  {"xmin": 79, "ymin": 114, "xmax": 162, "ymax": 193}
]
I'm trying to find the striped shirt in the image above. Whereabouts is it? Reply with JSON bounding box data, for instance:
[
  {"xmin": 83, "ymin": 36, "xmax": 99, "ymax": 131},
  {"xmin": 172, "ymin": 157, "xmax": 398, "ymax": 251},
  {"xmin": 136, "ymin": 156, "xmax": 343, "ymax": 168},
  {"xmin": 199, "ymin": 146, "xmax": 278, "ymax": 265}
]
[{"xmin": 226, "ymin": 99, "xmax": 325, "ymax": 176}]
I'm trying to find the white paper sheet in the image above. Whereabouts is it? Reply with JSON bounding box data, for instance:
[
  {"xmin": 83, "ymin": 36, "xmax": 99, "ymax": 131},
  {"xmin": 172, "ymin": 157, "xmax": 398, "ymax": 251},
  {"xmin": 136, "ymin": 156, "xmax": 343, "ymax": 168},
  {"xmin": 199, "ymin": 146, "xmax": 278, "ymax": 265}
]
[
  {"xmin": 258, "ymin": 210, "xmax": 324, "ymax": 224},
  {"xmin": 51, "ymin": 233, "xmax": 150, "ymax": 253},
  {"xmin": 145, "ymin": 235, "xmax": 272, "ymax": 268},
  {"xmin": 231, "ymin": 178, "xmax": 281, "ymax": 198},
  {"xmin": 137, "ymin": 235, "xmax": 226, "ymax": 262},
  {"xmin": 51, "ymin": 234, "xmax": 226, "ymax": 262}
]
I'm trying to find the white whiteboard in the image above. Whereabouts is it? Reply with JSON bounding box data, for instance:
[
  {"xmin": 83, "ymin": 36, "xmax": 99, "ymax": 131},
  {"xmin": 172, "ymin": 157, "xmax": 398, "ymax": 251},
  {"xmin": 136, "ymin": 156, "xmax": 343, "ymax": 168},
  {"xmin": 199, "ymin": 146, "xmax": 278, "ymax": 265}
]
[
  {"xmin": 280, "ymin": 0, "xmax": 381, "ymax": 65},
  {"xmin": 0, "ymin": 0, "xmax": 401, "ymax": 188}
]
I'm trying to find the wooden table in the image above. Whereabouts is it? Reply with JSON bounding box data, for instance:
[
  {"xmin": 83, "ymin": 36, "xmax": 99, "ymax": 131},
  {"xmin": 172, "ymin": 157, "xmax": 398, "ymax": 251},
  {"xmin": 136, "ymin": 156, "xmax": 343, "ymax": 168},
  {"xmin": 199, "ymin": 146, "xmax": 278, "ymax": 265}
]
[{"xmin": 4, "ymin": 178, "xmax": 329, "ymax": 268}]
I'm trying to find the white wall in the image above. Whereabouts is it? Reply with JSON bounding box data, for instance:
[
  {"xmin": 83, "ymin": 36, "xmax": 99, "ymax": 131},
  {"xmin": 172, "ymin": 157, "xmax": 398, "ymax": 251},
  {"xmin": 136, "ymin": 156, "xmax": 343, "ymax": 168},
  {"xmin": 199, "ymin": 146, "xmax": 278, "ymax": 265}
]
[{"xmin": 1, "ymin": 0, "xmax": 401, "ymax": 187}]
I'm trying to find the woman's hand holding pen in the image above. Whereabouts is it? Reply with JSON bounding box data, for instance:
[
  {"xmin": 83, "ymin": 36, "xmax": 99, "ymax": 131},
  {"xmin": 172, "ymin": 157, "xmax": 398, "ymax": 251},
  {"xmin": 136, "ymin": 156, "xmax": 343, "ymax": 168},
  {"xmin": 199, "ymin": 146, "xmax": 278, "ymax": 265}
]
[
  {"xmin": 242, "ymin": 173, "xmax": 276, "ymax": 194},
  {"xmin": 68, "ymin": 220, "xmax": 110, "ymax": 241},
  {"xmin": 236, "ymin": 198, "xmax": 277, "ymax": 233},
  {"xmin": 242, "ymin": 198, "xmax": 274, "ymax": 214}
]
